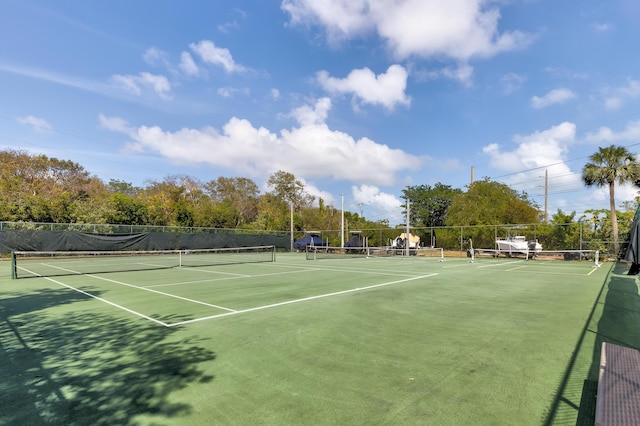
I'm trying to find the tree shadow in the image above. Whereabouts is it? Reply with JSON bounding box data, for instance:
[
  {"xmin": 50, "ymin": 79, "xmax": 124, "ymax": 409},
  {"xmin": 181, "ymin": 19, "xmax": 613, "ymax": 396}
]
[{"xmin": 0, "ymin": 287, "xmax": 216, "ymax": 425}]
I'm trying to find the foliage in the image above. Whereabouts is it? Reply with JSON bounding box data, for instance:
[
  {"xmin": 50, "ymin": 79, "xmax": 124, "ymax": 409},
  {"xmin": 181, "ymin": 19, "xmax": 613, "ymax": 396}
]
[
  {"xmin": 266, "ymin": 170, "xmax": 314, "ymax": 209},
  {"xmin": 0, "ymin": 148, "xmax": 635, "ymax": 256},
  {"xmin": 0, "ymin": 149, "xmax": 103, "ymax": 223},
  {"xmin": 401, "ymin": 183, "xmax": 462, "ymax": 227},
  {"xmin": 247, "ymin": 193, "xmax": 289, "ymax": 231},
  {"xmin": 582, "ymin": 144, "xmax": 640, "ymax": 255},
  {"xmin": 108, "ymin": 194, "xmax": 149, "ymax": 225},
  {"xmin": 107, "ymin": 179, "xmax": 141, "ymax": 196},
  {"xmin": 540, "ymin": 210, "xmax": 580, "ymax": 250},
  {"xmin": 205, "ymin": 177, "xmax": 259, "ymax": 226},
  {"xmin": 445, "ymin": 179, "xmax": 540, "ymax": 226}
]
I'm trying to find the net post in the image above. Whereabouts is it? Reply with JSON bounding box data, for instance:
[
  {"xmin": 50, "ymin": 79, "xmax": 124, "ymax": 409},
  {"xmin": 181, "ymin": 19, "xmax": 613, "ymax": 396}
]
[
  {"xmin": 439, "ymin": 247, "xmax": 445, "ymax": 262},
  {"xmin": 468, "ymin": 239, "xmax": 475, "ymax": 263},
  {"xmin": 593, "ymin": 250, "xmax": 601, "ymax": 268},
  {"xmin": 11, "ymin": 251, "xmax": 16, "ymax": 279},
  {"xmin": 305, "ymin": 245, "xmax": 315, "ymax": 260}
]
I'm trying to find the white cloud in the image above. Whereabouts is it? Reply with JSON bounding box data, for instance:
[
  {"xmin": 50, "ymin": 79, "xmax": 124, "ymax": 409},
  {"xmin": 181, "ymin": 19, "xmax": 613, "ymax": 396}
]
[
  {"xmin": 218, "ymin": 21, "xmax": 240, "ymax": 34},
  {"xmin": 17, "ymin": 115, "xmax": 53, "ymax": 133},
  {"xmin": 616, "ymin": 183, "xmax": 640, "ymax": 206},
  {"xmin": 316, "ymin": 65, "xmax": 411, "ymax": 110},
  {"xmin": 483, "ymin": 122, "xmax": 580, "ymax": 193},
  {"xmin": 423, "ymin": 64, "xmax": 474, "ymax": 87},
  {"xmin": 289, "ymin": 97, "xmax": 332, "ymax": 126},
  {"xmin": 189, "ymin": 40, "xmax": 246, "ymax": 73},
  {"xmin": 109, "ymin": 75, "xmax": 141, "ymax": 95},
  {"xmin": 603, "ymin": 78, "xmax": 640, "ymax": 110},
  {"xmin": 604, "ymin": 97, "xmax": 622, "ymax": 110},
  {"xmin": 484, "ymin": 122, "xmax": 575, "ymax": 170},
  {"xmin": 179, "ymin": 52, "xmax": 199, "ymax": 76},
  {"xmin": 483, "ymin": 120, "xmax": 640, "ymax": 215},
  {"xmin": 282, "ymin": 0, "xmax": 534, "ymax": 61},
  {"xmin": 109, "ymin": 72, "xmax": 172, "ymax": 98},
  {"xmin": 530, "ymin": 88, "xmax": 576, "ymax": 109},
  {"xmin": 585, "ymin": 119, "xmax": 640, "ymax": 144},
  {"xmin": 143, "ymin": 47, "xmax": 170, "ymax": 67},
  {"xmin": 140, "ymin": 73, "xmax": 171, "ymax": 97},
  {"xmin": 351, "ymin": 184, "xmax": 403, "ymax": 223},
  {"xmin": 583, "ymin": 182, "xmax": 638, "ymax": 211},
  {"xmin": 270, "ymin": 88, "xmax": 281, "ymax": 100},
  {"xmin": 101, "ymin": 99, "xmax": 422, "ymax": 186},
  {"xmin": 299, "ymin": 179, "xmax": 336, "ymax": 206},
  {"xmin": 98, "ymin": 113, "xmax": 135, "ymax": 133},
  {"xmin": 282, "ymin": 0, "xmax": 370, "ymax": 40}
]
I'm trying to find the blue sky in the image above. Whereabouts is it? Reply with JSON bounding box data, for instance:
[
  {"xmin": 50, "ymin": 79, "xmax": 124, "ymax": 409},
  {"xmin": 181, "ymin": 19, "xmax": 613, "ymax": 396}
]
[{"xmin": 2, "ymin": 0, "xmax": 640, "ymax": 226}]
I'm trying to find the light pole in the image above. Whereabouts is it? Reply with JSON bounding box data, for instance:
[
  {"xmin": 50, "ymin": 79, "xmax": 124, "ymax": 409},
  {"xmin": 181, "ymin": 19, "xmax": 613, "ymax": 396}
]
[
  {"xmin": 341, "ymin": 193, "xmax": 344, "ymax": 248},
  {"xmin": 290, "ymin": 201, "xmax": 293, "ymax": 252}
]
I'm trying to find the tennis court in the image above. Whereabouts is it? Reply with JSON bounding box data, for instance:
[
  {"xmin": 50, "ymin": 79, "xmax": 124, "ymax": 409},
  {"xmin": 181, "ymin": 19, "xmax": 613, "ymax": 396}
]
[{"xmin": 0, "ymin": 250, "xmax": 624, "ymax": 425}]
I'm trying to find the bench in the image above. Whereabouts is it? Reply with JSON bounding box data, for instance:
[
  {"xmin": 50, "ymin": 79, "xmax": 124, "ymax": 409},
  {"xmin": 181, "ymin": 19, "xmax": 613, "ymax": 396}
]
[{"xmin": 596, "ymin": 342, "xmax": 640, "ymax": 425}]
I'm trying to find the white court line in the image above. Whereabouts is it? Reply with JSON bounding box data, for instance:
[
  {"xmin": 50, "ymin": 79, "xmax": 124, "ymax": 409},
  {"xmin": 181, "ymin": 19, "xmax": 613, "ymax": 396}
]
[
  {"xmin": 147, "ymin": 268, "xmax": 321, "ymax": 288},
  {"xmin": 86, "ymin": 274, "xmax": 236, "ymax": 312},
  {"xmin": 506, "ymin": 265, "xmax": 528, "ymax": 271},
  {"xmin": 22, "ymin": 264, "xmax": 236, "ymax": 317},
  {"xmin": 21, "ymin": 264, "xmax": 437, "ymax": 328},
  {"xmin": 442, "ymin": 260, "xmax": 524, "ymax": 269},
  {"xmin": 477, "ymin": 260, "xmax": 525, "ymax": 268},
  {"xmin": 152, "ymin": 265, "xmax": 413, "ymax": 288},
  {"xmin": 167, "ymin": 273, "xmax": 439, "ymax": 327},
  {"xmin": 18, "ymin": 268, "xmax": 171, "ymax": 327},
  {"xmin": 177, "ymin": 267, "xmax": 250, "ymax": 278},
  {"xmin": 39, "ymin": 261, "xmax": 249, "ymax": 278},
  {"xmin": 316, "ymin": 267, "xmax": 419, "ymax": 277},
  {"xmin": 275, "ymin": 263, "xmax": 421, "ymax": 278}
]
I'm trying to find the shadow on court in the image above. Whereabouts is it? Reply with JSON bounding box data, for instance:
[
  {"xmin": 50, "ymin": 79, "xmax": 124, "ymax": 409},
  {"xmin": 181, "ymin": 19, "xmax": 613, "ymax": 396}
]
[
  {"xmin": 0, "ymin": 287, "xmax": 216, "ymax": 425},
  {"xmin": 543, "ymin": 262, "xmax": 640, "ymax": 425}
]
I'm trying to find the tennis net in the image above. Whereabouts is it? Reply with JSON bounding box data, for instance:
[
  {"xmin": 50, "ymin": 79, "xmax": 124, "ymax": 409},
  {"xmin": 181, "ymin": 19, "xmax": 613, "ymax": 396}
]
[
  {"xmin": 11, "ymin": 245, "xmax": 276, "ymax": 279},
  {"xmin": 306, "ymin": 246, "xmax": 444, "ymax": 260}
]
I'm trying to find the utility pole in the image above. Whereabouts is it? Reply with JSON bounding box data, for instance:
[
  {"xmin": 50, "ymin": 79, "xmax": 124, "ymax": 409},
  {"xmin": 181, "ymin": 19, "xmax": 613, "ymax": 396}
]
[
  {"xmin": 406, "ymin": 198, "xmax": 410, "ymax": 257},
  {"xmin": 544, "ymin": 169, "xmax": 548, "ymax": 223},
  {"xmin": 290, "ymin": 201, "xmax": 294, "ymax": 252},
  {"xmin": 341, "ymin": 193, "xmax": 344, "ymax": 248}
]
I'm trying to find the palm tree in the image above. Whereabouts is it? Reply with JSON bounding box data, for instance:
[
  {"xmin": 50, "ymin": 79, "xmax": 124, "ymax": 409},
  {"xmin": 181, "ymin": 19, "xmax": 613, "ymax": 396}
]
[{"xmin": 582, "ymin": 144, "xmax": 639, "ymax": 256}]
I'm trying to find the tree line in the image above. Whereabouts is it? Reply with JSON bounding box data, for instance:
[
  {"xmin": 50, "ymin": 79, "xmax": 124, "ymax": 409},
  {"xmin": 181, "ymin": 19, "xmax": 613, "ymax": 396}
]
[
  {"xmin": 1, "ymin": 145, "xmax": 638, "ymax": 253},
  {"xmin": 0, "ymin": 150, "xmax": 380, "ymax": 236}
]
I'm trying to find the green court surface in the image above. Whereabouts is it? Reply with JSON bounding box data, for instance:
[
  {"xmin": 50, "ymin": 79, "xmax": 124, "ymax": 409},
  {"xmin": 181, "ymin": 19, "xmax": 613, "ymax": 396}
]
[{"xmin": 0, "ymin": 252, "xmax": 632, "ymax": 425}]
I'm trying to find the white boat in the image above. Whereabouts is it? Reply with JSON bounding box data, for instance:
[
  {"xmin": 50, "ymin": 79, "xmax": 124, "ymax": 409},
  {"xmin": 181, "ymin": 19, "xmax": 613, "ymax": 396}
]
[
  {"xmin": 391, "ymin": 232, "xmax": 420, "ymax": 249},
  {"xmin": 495, "ymin": 234, "xmax": 542, "ymax": 257},
  {"xmin": 390, "ymin": 232, "xmax": 420, "ymax": 255}
]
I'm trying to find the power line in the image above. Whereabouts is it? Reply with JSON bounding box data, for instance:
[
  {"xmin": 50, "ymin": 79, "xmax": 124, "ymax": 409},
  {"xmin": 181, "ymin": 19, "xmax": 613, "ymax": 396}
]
[{"xmin": 491, "ymin": 142, "xmax": 640, "ymax": 182}]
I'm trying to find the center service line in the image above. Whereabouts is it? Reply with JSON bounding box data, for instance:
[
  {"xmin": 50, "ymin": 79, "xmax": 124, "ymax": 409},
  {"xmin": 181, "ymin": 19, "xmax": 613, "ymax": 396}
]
[{"xmin": 167, "ymin": 273, "xmax": 439, "ymax": 327}]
